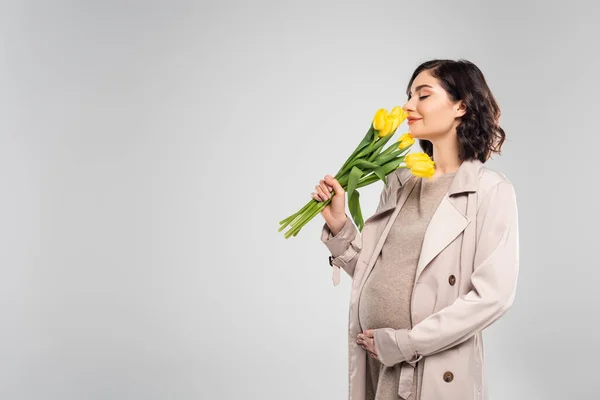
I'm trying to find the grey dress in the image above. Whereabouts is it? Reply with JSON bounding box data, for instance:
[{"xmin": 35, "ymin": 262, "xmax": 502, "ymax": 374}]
[{"xmin": 358, "ymin": 172, "xmax": 456, "ymax": 400}]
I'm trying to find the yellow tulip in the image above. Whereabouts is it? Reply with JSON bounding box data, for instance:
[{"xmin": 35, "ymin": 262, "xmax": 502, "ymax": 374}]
[
  {"xmin": 372, "ymin": 109, "xmax": 388, "ymax": 131},
  {"xmin": 389, "ymin": 107, "xmax": 408, "ymax": 132},
  {"xmin": 378, "ymin": 115, "xmax": 395, "ymax": 137},
  {"xmin": 397, "ymin": 132, "xmax": 415, "ymax": 150},
  {"xmin": 373, "ymin": 107, "xmax": 407, "ymax": 138},
  {"xmin": 411, "ymin": 160, "xmax": 436, "ymax": 179},
  {"xmin": 404, "ymin": 152, "xmax": 432, "ymax": 168}
]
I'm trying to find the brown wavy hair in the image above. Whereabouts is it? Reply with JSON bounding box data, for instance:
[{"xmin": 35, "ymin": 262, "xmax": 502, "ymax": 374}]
[{"xmin": 405, "ymin": 59, "xmax": 506, "ymax": 163}]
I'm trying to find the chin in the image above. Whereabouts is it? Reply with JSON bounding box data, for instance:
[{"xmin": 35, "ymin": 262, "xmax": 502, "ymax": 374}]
[
  {"xmin": 409, "ymin": 130, "xmax": 433, "ymax": 140},
  {"xmin": 409, "ymin": 133, "xmax": 426, "ymax": 140}
]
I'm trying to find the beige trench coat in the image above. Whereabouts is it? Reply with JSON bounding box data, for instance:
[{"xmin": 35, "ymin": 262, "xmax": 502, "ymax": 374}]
[{"xmin": 321, "ymin": 158, "xmax": 519, "ymax": 400}]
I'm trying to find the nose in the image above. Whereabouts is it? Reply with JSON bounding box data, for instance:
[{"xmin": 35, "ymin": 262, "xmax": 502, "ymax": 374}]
[{"xmin": 402, "ymin": 98, "xmax": 415, "ymax": 112}]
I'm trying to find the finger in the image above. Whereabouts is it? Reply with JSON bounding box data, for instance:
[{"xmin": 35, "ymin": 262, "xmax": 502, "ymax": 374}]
[
  {"xmin": 316, "ymin": 184, "xmax": 328, "ymax": 201},
  {"xmin": 325, "ymin": 176, "xmax": 344, "ymax": 194},
  {"xmin": 323, "ymin": 178, "xmax": 333, "ymax": 192},
  {"xmin": 311, "ymin": 192, "xmax": 321, "ymax": 202},
  {"xmin": 315, "ymin": 184, "xmax": 327, "ymax": 201},
  {"xmin": 319, "ymin": 180, "xmax": 332, "ymax": 199}
]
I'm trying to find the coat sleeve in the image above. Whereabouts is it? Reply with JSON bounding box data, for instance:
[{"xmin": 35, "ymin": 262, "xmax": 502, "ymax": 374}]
[
  {"xmin": 321, "ymin": 214, "xmax": 361, "ymax": 285},
  {"xmin": 320, "ymin": 173, "xmax": 396, "ymax": 286},
  {"xmin": 373, "ymin": 181, "xmax": 519, "ymax": 367}
]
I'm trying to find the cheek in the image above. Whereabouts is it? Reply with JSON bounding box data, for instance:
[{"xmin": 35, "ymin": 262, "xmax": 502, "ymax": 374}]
[{"xmin": 419, "ymin": 104, "xmax": 451, "ymax": 124}]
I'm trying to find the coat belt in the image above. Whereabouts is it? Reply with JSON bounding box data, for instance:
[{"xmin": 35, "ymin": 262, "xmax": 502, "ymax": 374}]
[{"xmin": 398, "ymin": 357, "xmax": 420, "ymax": 399}]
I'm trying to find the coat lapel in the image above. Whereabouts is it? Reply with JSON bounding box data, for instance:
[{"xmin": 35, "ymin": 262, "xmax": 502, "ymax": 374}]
[
  {"xmin": 414, "ymin": 158, "xmax": 482, "ymax": 282},
  {"xmin": 364, "ymin": 168, "xmax": 413, "ymax": 224},
  {"xmin": 413, "ymin": 195, "xmax": 470, "ymax": 283}
]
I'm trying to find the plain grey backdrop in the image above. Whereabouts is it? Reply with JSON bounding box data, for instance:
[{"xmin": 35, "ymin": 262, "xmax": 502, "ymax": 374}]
[{"xmin": 1, "ymin": 0, "xmax": 599, "ymax": 399}]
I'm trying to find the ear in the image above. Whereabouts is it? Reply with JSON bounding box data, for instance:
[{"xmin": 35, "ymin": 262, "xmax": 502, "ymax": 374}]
[{"xmin": 455, "ymin": 101, "xmax": 467, "ymax": 118}]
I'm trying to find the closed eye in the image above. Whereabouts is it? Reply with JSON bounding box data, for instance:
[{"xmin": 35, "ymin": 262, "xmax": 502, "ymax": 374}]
[{"xmin": 407, "ymin": 94, "xmax": 431, "ymax": 101}]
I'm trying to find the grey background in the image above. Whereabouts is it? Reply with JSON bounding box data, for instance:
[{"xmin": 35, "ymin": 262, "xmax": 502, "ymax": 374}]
[{"xmin": 1, "ymin": 0, "xmax": 598, "ymax": 399}]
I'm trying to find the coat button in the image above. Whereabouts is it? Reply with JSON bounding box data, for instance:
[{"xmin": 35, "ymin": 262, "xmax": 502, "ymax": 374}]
[
  {"xmin": 329, "ymin": 256, "xmax": 334, "ymax": 266},
  {"xmin": 448, "ymin": 275, "xmax": 456, "ymax": 286},
  {"xmin": 443, "ymin": 371, "xmax": 454, "ymax": 382}
]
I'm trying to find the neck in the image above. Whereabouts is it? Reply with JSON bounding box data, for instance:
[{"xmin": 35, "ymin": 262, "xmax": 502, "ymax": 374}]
[{"xmin": 430, "ymin": 133, "xmax": 461, "ymax": 174}]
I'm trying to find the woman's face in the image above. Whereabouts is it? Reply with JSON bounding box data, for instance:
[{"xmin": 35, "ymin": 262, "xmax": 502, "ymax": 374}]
[{"xmin": 402, "ymin": 70, "xmax": 465, "ymax": 140}]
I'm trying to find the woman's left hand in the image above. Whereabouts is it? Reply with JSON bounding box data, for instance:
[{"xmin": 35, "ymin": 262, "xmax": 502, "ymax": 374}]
[{"xmin": 357, "ymin": 329, "xmax": 379, "ymax": 360}]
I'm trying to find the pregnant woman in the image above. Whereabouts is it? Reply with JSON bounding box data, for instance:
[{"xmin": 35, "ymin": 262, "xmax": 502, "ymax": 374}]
[{"xmin": 312, "ymin": 59, "xmax": 519, "ymax": 400}]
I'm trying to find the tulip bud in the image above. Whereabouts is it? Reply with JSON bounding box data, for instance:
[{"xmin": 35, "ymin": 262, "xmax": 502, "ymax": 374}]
[{"xmin": 405, "ymin": 152, "xmax": 432, "ymax": 169}]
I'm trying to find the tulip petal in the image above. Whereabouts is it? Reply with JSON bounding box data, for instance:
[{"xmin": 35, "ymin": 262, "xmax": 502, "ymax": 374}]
[
  {"xmin": 405, "ymin": 152, "xmax": 432, "ymax": 168},
  {"xmin": 410, "ymin": 160, "xmax": 436, "ymax": 178},
  {"xmin": 373, "ymin": 109, "xmax": 388, "ymax": 131}
]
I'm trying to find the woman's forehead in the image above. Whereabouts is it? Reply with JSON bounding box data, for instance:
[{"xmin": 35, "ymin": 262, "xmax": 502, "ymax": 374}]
[{"xmin": 409, "ymin": 71, "xmax": 439, "ymax": 93}]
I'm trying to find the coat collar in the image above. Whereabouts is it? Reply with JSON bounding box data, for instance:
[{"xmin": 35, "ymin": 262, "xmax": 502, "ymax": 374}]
[
  {"xmin": 446, "ymin": 157, "xmax": 482, "ymax": 196},
  {"xmin": 369, "ymin": 157, "xmax": 484, "ymax": 221},
  {"xmin": 394, "ymin": 157, "xmax": 483, "ymax": 196}
]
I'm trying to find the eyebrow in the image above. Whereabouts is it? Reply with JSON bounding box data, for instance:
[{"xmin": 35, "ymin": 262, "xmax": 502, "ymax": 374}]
[{"xmin": 408, "ymin": 84, "xmax": 433, "ymax": 96}]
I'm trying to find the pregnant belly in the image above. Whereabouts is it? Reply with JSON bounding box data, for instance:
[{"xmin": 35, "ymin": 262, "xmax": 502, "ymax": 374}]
[{"xmin": 358, "ymin": 263, "xmax": 415, "ymax": 331}]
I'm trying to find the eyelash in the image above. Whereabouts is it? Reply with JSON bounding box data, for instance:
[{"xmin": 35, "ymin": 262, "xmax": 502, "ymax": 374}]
[{"xmin": 408, "ymin": 95, "xmax": 430, "ymax": 101}]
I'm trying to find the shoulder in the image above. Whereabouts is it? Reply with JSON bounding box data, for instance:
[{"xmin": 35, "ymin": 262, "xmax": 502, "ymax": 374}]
[{"xmin": 476, "ymin": 164, "xmax": 517, "ymax": 207}]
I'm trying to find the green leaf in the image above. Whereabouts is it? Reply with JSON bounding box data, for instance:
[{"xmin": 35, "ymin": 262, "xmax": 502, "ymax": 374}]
[
  {"xmin": 376, "ymin": 149, "xmax": 403, "ymax": 166},
  {"xmin": 374, "ymin": 157, "xmax": 404, "ymax": 178},
  {"xmin": 336, "ymin": 125, "xmax": 375, "ymax": 176},
  {"xmin": 373, "ymin": 168, "xmax": 387, "ymax": 185},
  {"xmin": 346, "ymin": 166, "xmax": 364, "ymax": 199},
  {"xmin": 352, "ymin": 159, "xmax": 381, "ymax": 170},
  {"xmin": 348, "ymin": 189, "xmax": 365, "ymax": 232}
]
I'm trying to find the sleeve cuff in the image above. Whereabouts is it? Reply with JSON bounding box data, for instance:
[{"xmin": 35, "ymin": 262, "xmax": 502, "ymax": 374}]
[
  {"xmin": 320, "ymin": 216, "xmax": 361, "ymax": 286},
  {"xmin": 373, "ymin": 328, "xmax": 423, "ymax": 367},
  {"xmin": 373, "ymin": 328, "xmax": 406, "ymax": 367},
  {"xmin": 320, "ymin": 215, "xmax": 355, "ymax": 257}
]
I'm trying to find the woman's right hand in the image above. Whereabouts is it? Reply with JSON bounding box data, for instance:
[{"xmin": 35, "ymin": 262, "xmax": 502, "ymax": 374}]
[{"xmin": 311, "ymin": 175, "xmax": 347, "ymax": 234}]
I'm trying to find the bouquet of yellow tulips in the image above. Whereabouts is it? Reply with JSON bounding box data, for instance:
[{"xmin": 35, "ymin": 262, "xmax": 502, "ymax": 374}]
[{"xmin": 278, "ymin": 106, "xmax": 435, "ymax": 239}]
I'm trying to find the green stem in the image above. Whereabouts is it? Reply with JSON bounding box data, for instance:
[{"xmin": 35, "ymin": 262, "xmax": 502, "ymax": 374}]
[
  {"xmin": 282, "ymin": 167, "xmax": 412, "ymax": 238},
  {"xmin": 279, "ymin": 201, "xmax": 311, "ymax": 224},
  {"xmin": 285, "ymin": 201, "xmax": 325, "ymax": 238},
  {"xmin": 337, "ymin": 133, "xmax": 381, "ymax": 176},
  {"xmin": 366, "ymin": 134, "xmax": 394, "ymax": 162}
]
